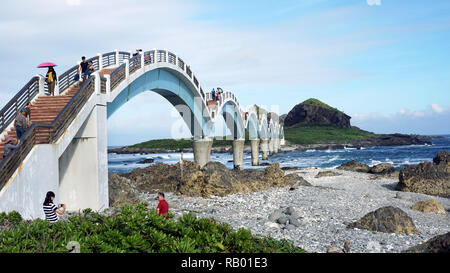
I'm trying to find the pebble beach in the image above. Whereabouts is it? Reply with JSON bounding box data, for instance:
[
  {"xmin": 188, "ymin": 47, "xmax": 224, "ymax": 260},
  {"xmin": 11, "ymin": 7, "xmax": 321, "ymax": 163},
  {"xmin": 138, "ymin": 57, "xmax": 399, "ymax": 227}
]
[{"xmin": 141, "ymin": 168, "xmax": 450, "ymax": 253}]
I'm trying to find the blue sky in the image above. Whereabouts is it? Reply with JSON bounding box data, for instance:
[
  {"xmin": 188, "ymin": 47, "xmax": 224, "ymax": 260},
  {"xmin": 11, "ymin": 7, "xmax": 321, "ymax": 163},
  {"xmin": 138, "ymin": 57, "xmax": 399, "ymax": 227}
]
[{"xmin": 0, "ymin": 0, "xmax": 449, "ymax": 145}]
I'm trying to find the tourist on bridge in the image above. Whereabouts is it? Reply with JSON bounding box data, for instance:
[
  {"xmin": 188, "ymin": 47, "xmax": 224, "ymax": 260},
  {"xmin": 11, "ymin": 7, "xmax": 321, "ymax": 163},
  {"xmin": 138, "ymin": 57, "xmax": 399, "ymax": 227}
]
[
  {"xmin": 24, "ymin": 102, "xmax": 31, "ymax": 127},
  {"xmin": 14, "ymin": 108, "xmax": 28, "ymax": 141},
  {"xmin": 211, "ymin": 88, "xmax": 216, "ymax": 101},
  {"xmin": 43, "ymin": 191, "xmax": 66, "ymax": 223},
  {"xmin": 216, "ymin": 90, "xmax": 221, "ymax": 101},
  {"xmin": 46, "ymin": 67, "xmax": 57, "ymax": 96},
  {"xmin": 87, "ymin": 60, "xmax": 96, "ymax": 77},
  {"xmin": 156, "ymin": 192, "xmax": 169, "ymax": 217},
  {"xmin": 3, "ymin": 136, "xmax": 20, "ymax": 159},
  {"xmin": 78, "ymin": 56, "xmax": 89, "ymax": 81},
  {"xmin": 133, "ymin": 49, "xmax": 142, "ymax": 57}
]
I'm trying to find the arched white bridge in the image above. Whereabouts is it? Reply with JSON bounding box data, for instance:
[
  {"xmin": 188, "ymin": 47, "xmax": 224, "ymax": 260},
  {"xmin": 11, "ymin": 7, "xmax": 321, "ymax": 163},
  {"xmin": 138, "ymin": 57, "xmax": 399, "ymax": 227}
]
[{"xmin": 0, "ymin": 49, "xmax": 284, "ymax": 219}]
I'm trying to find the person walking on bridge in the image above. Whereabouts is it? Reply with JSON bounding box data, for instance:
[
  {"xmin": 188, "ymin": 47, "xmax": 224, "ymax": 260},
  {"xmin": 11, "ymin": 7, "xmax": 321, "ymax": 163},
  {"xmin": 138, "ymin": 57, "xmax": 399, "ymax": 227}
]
[
  {"xmin": 14, "ymin": 108, "xmax": 28, "ymax": 141},
  {"xmin": 78, "ymin": 56, "xmax": 89, "ymax": 81},
  {"xmin": 87, "ymin": 60, "xmax": 96, "ymax": 77},
  {"xmin": 211, "ymin": 88, "xmax": 216, "ymax": 101},
  {"xmin": 46, "ymin": 67, "xmax": 57, "ymax": 96}
]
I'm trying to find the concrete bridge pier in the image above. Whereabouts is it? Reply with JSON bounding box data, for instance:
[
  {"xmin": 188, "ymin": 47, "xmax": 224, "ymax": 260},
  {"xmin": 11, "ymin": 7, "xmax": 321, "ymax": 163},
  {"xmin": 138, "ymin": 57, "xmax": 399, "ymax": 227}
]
[
  {"xmin": 232, "ymin": 139, "xmax": 245, "ymax": 170},
  {"xmin": 260, "ymin": 139, "xmax": 269, "ymax": 160},
  {"xmin": 274, "ymin": 138, "xmax": 280, "ymax": 153},
  {"xmin": 269, "ymin": 139, "xmax": 275, "ymax": 155},
  {"xmin": 58, "ymin": 104, "xmax": 109, "ymax": 213},
  {"xmin": 193, "ymin": 138, "xmax": 213, "ymax": 168},
  {"xmin": 250, "ymin": 139, "xmax": 260, "ymax": 166}
]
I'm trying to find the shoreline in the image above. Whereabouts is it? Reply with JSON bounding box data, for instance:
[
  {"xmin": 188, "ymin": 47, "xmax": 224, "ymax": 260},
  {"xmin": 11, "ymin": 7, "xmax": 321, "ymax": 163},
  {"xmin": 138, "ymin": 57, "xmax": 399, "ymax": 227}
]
[{"xmin": 108, "ymin": 135, "xmax": 437, "ymax": 155}]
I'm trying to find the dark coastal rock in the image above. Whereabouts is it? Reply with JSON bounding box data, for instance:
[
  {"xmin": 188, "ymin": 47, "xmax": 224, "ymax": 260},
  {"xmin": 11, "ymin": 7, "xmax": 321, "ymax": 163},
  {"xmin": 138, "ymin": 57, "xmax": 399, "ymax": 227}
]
[
  {"xmin": 108, "ymin": 173, "xmax": 140, "ymax": 208},
  {"xmin": 369, "ymin": 163, "xmax": 395, "ymax": 175},
  {"xmin": 411, "ymin": 200, "xmax": 446, "ymax": 215},
  {"xmin": 351, "ymin": 134, "xmax": 431, "ymax": 147},
  {"xmin": 284, "ymin": 99, "xmax": 351, "ymax": 128},
  {"xmin": 137, "ymin": 158, "xmax": 154, "ymax": 164},
  {"xmin": 347, "ymin": 206, "xmax": 419, "ymax": 235},
  {"xmin": 433, "ymin": 150, "xmax": 450, "ymax": 172},
  {"xmin": 112, "ymin": 161, "xmax": 297, "ymax": 198},
  {"xmin": 337, "ymin": 160, "xmax": 370, "ymax": 173},
  {"xmin": 315, "ymin": 171, "xmax": 341, "ymax": 178},
  {"xmin": 403, "ymin": 232, "xmax": 450, "ymax": 253},
  {"xmin": 396, "ymin": 159, "xmax": 450, "ymax": 197}
]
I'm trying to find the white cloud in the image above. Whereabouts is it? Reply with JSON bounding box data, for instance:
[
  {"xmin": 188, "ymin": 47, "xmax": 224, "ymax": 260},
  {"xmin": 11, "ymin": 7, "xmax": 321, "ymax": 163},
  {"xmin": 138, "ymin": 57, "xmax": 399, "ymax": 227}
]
[
  {"xmin": 431, "ymin": 103, "xmax": 444, "ymax": 113},
  {"xmin": 367, "ymin": 0, "xmax": 382, "ymax": 6},
  {"xmin": 66, "ymin": 0, "xmax": 81, "ymax": 6},
  {"xmin": 351, "ymin": 104, "xmax": 450, "ymax": 134}
]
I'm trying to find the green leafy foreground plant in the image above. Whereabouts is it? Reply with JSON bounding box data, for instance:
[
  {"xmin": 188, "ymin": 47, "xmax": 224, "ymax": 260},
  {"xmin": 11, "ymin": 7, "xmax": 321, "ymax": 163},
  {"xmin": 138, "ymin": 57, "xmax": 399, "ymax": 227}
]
[{"xmin": 0, "ymin": 204, "xmax": 305, "ymax": 253}]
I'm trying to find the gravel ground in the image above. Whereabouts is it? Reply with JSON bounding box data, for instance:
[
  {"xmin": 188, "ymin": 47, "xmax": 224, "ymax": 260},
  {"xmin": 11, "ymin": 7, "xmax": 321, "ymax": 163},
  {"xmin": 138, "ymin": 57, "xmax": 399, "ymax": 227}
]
[{"xmin": 140, "ymin": 168, "xmax": 450, "ymax": 253}]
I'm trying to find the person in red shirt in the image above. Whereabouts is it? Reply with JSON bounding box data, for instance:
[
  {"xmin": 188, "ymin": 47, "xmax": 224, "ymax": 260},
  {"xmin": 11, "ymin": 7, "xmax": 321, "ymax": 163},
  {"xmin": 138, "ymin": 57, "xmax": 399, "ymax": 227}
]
[{"xmin": 156, "ymin": 192, "xmax": 169, "ymax": 216}]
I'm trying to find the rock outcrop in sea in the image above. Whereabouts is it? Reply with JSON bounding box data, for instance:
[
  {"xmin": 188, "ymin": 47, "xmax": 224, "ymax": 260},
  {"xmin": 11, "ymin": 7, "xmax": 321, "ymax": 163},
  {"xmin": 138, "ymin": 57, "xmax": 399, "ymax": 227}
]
[{"xmin": 337, "ymin": 160, "xmax": 394, "ymax": 175}]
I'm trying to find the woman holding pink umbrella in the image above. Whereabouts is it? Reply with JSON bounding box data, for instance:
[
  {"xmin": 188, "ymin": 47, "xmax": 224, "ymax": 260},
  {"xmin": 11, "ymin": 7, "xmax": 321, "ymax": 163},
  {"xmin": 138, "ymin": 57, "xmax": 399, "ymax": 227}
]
[
  {"xmin": 37, "ymin": 62, "xmax": 58, "ymax": 96},
  {"xmin": 46, "ymin": 67, "xmax": 57, "ymax": 96}
]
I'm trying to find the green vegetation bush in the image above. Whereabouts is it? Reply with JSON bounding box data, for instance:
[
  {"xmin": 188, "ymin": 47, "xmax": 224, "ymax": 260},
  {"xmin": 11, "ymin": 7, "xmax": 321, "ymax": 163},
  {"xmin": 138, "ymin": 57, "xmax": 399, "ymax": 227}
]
[{"xmin": 0, "ymin": 203, "xmax": 305, "ymax": 253}]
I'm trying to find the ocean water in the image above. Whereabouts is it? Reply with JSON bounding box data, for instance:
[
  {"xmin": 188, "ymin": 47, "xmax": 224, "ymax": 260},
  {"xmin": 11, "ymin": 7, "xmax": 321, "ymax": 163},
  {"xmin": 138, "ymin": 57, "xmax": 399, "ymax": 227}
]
[{"xmin": 108, "ymin": 135, "xmax": 450, "ymax": 174}]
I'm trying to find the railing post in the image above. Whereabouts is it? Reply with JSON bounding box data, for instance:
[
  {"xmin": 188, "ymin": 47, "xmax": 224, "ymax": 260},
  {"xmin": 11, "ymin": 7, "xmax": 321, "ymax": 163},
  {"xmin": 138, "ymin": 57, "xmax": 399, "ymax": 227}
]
[
  {"xmin": 165, "ymin": 49, "xmax": 168, "ymax": 63},
  {"xmin": 124, "ymin": 59, "xmax": 130, "ymax": 79},
  {"xmin": 37, "ymin": 74, "xmax": 46, "ymax": 97},
  {"xmin": 97, "ymin": 53, "xmax": 103, "ymax": 71},
  {"xmin": 140, "ymin": 52, "xmax": 144, "ymax": 69},
  {"xmin": 54, "ymin": 81, "xmax": 60, "ymax": 96},
  {"xmin": 114, "ymin": 49, "xmax": 119, "ymax": 65},
  {"xmin": 154, "ymin": 48, "xmax": 157, "ymax": 63},
  {"xmin": 174, "ymin": 53, "xmax": 178, "ymax": 67},
  {"xmin": 93, "ymin": 72, "xmax": 100, "ymax": 94},
  {"xmin": 104, "ymin": 74, "xmax": 111, "ymax": 97}
]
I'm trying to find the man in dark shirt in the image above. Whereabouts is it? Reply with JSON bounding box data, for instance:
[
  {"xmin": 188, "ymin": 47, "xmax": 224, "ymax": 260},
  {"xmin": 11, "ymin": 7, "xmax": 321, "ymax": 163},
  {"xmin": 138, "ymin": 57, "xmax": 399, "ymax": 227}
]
[
  {"xmin": 156, "ymin": 192, "xmax": 169, "ymax": 216},
  {"xmin": 14, "ymin": 109, "xmax": 28, "ymax": 140},
  {"xmin": 78, "ymin": 56, "xmax": 89, "ymax": 81}
]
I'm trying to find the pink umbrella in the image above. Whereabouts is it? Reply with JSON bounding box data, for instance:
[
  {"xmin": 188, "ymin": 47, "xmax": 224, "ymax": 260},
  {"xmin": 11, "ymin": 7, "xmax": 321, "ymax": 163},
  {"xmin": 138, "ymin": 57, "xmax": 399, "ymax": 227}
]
[{"xmin": 37, "ymin": 62, "xmax": 57, "ymax": 68}]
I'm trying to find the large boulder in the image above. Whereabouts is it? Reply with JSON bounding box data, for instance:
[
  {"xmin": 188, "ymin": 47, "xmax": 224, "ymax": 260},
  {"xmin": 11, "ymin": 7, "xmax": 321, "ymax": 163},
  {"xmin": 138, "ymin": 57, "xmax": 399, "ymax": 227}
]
[
  {"xmin": 116, "ymin": 161, "xmax": 297, "ymax": 198},
  {"xmin": 403, "ymin": 232, "xmax": 450, "ymax": 253},
  {"xmin": 337, "ymin": 160, "xmax": 370, "ymax": 173},
  {"xmin": 396, "ymin": 161, "xmax": 450, "ymax": 197},
  {"xmin": 433, "ymin": 150, "xmax": 450, "ymax": 172},
  {"xmin": 347, "ymin": 206, "xmax": 419, "ymax": 234},
  {"xmin": 315, "ymin": 171, "xmax": 341, "ymax": 178},
  {"xmin": 108, "ymin": 173, "xmax": 140, "ymax": 208},
  {"xmin": 370, "ymin": 163, "xmax": 395, "ymax": 175},
  {"xmin": 411, "ymin": 200, "xmax": 446, "ymax": 215}
]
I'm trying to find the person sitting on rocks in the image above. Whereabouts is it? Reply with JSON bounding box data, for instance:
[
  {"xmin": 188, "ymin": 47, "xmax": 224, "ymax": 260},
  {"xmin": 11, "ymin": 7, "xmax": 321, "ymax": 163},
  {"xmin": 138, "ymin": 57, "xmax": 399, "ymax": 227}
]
[{"xmin": 156, "ymin": 192, "xmax": 169, "ymax": 217}]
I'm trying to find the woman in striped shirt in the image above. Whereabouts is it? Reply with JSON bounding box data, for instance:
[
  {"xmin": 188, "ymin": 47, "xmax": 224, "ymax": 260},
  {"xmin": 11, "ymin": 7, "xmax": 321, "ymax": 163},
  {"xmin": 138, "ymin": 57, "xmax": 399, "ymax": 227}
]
[{"xmin": 43, "ymin": 191, "xmax": 66, "ymax": 223}]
